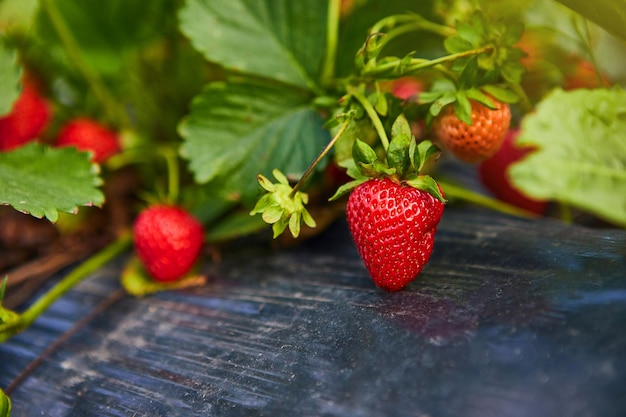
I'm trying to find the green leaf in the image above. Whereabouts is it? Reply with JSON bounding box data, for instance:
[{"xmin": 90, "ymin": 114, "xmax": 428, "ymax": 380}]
[
  {"xmin": 510, "ymin": 88, "xmax": 626, "ymax": 226},
  {"xmin": 0, "ymin": 144, "xmax": 104, "ymax": 222},
  {"xmin": 0, "ymin": 42, "xmax": 21, "ymax": 115},
  {"xmin": 328, "ymin": 178, "xmax": 368, "ymax": 201},
  {"xmin": 556, "ymin": 0, "xmax": 626, "ymax": 42},
  {"xmin": 179, "ymin": 80, "xmax": 329, "ymax": 205},
  {"xmin": 179, "ymin": 0, "xmax": 327, "ymax": 90},
  {"xmin": 36, "ymin": 0, "xmax": 170, "ymax": 75},
  {"xmin": 454, "ymin": 91, "xmax": 473, "ymax": 125}
]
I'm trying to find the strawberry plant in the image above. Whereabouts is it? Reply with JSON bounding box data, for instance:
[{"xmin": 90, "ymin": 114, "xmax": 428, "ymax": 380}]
[{"xmin": 1, "ymin": 2, "xmax": 626, "ymax": 410}]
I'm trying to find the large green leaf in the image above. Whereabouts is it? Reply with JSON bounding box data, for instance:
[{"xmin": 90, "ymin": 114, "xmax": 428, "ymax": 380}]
[
  {"xmin": 179, "ymin": 0, "xmax": 327, "ymax": 90},
  {"xmin": 36, "ymin": 0, "xmax": 170, "ymax": 75},
  {"xmin": 0, "ymin": 41, "xmax": 21, "ymax": 116},
  {"xmin": 510, "ymin": 88, "xmax": 626, "ymax": 226},
  {"xmin": 178, "ymin": 80, "xmax": 329, "ymax": 205},
  {"xmin": 0, "ymin": 143, "xmax": 104, "ymax": 222},
  {"xmin": 557, "ymin": 0, "xmax": 626, "ymax": 41}
]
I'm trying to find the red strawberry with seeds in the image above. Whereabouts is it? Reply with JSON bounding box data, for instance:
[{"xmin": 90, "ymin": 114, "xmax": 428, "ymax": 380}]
[
  {"xmin": 433, "ymin": 96, "xmax": 511, "ymax": 163},
  {"xmin": 133, "ymin": 205, "xmax": 204, "ymax": 282},
  {"xmin": 55, "ymin": 118, "xmax": 121, "ymax": 163},
  {"xmin": 346, "ymin": 177, "xmax": 444, "ymax": 291},
  {"xmin": 0, "ymin": 82, "xmax": 52, "ymax": 151}
]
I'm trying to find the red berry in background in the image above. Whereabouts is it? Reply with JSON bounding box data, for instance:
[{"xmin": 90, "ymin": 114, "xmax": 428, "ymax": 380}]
[
  {"xmin": 478, "ymin": 128, "xmax": 548, "ymax": 215},
  {"xmin": 133, "ymin": 205, "xmax": 205, "ymax": 282},
  {"xmin": 346, "ymin": 177, "xmax": 445, "ymax": 292},
  {"xmin": 55, "ymin": 118, "xmax": 121, "ymax": 163},
  {"xmin": 562, "ymin": 56, "xmax": 610, "ymax": 90},
  {"xmin": 387, "ymin": 76, "xmax": 423, "ymax": 101},
  {"xmin": 433, "ymin": 96, "xmax": 511, "ymax": 164},
  {"xmin": 0, "ymin": 82, "xmax": 52, "ymax": 151}
]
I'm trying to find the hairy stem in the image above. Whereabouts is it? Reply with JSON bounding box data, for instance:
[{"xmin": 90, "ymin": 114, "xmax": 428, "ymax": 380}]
[
  {"xmin": 0, "ymin": 233, "xmax": 132, "ymax": 338},
  {"xmin": 290, "ymin": 118, "xmax": 351, "ymax": 197},
  {"xmin": 347, "ymin": 85, "xmax": 390, "ymax": 150}
]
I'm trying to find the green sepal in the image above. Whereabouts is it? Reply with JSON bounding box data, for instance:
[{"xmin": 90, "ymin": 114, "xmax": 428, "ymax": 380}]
[
  {"xmin": 328, "ymin": 178, "xmax": 369, "ymax": 201},
  {"xmin": 454, "ymin": 91, "xmax": 473, "ymax": 125},
  {"xmin": 0, "ymin": 388, "xmax": 10, "ymax": 417},
  {"xmin": 465, "ymin": 87, "xmax": 496, "ymax": 109},
  {"xmin": 249, "ymin": 169, "xmax": 316, "ymax": 239},
  {"xmin": 387, "ymin": 133, "xmax": 412, "ymax": 178},
  {"xmin": 121, "ymin": 257, "xmax": 206, "ymax": 297},
  {"xmin": 405, "ymin": 175, "xmax": 447, "ymax": 203},
  {"xmin": 412, "ymin": 140, "xmax": 441, "ymax": 173},
  {"xmin": 352, "ymin": 139, "xmax": 378, "ymax": 166},
  {"xmin": 482, "ymin": 84, "xmax": 520, "ymax": 104},
  {"xmin": 0, "ymin": 277, "xmax": 25, "ymax": 343},
  {"xmin": 391, "ymin": 113, "xmax": 412, "ymax": 138}
]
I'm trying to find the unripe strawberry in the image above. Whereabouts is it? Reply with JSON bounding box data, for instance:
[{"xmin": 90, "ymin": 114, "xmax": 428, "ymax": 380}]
[
  {"xmin": 55, "ymin": 118, "xmax": 121, "ymax": 163},
  {"xmin": 133, "ymin": 205, "xmax": 205, "ymax": 282},
  {"xmin": 0, "ymin": 82, "xmax": 51, "ymax": 151},
  {"xmin": 478, "ymin": 128, "xmax": 548, "ymax": 215},
  {"xmin": 433, "ymin": 97, "xmax": 511, "ymax": 163},
  {"xmin": 346, "ymin": 177, "xmax": 444, "ymax": 291}
]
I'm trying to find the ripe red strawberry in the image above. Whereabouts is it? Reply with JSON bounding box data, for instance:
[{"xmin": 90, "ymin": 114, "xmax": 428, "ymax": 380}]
[
  {"xmin": 478, "ymin": 128, "xmax": 548, "ymax": 215},
  {"xmin": 55, "ymin": 118, "xmax": 121, "ymax": 163},
  {"xmin": 433, "ymin": 96, "xmax": 511, "ymax": 163},
  {"xmin": 133, "ymin": 205, "xmax": 205, "ymax": 282},
  {"xmin": 346, "ymin": 177, "xmax": 445, "ymax": 291},
  {"xmin": 0, "ymin": 82, "xmax": 51, "ymax": 151}
]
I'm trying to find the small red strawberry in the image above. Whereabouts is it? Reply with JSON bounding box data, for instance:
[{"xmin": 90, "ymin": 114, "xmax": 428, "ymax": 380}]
[
  {"xmin": 133, "ymin": 205, "xmax": 205, "ymax": 282},
  {"xmin": 0, "ymin": 82, "xmax": 52, "ymax": 151},
  {"xmin": 433, "ymin": 96, "xmax": 511, "ymax": 163},
  {"xmin": 346, "ymin": 177, "xmax": 445, "ymax": 291},
  {"xmin": 478, "ymin": 128, "xmax": 548, "ymax": 215},
  {"xmin": 55, "ymin": 118, "xmax": 121, "ymax": 163}
]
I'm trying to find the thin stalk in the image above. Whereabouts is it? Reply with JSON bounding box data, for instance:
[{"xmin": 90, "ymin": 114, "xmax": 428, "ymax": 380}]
[
  {"xmin": 438, "ymin": 180, "xmax": 539, "ymax": 219},
  {"xmin": 363, "ymin": 46, "xmax": 494, "ymax": 78},
  {"xmin": 39, "ymin": 0, "xmax": 129, "ymax": 127},
  {"xmin": 320, "ymin": 0, "xmax": 341, "ymax": 88},
  {"xmin": 347, "ymin": 85, "xmax": 390, "ymax": 150},
  {"xmin": 290, "ymin": 118, "xmax": 351, "ymax": 197},
  {"xmin": 162, "ymin": 147, "xmax": 180, "ymax": 204},
  {"xmin": 1, "ymin": 233, "xmax": 132, "ymax": 336}
]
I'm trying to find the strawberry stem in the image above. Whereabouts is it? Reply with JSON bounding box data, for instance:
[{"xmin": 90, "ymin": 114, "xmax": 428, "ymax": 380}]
[
  {"xmin": 0, "ymin": 232, "xmax": 132, "ymax": 341},
  {"xmin": 161, "ymin": 146, "xmax": 180, "ymax": 204},
  {"xmin": 40, "ymin": 0, "xmax": 129, "ymax": 128},
  {"xmin": 347, "ymin": 86, "xmax": 390, "ymax": 151},
  {"xmin": 320, "ymin": 0, "xmax": 341, "ymax": 88},
  {"xmin": 438, "ymin": 180, "xmax": 541, "ymax": 218},
  {"xmin": 362, "ymin": 46, "xmax": 494, "ymax": 79},
  {"xmin": 289, "ymin": 118, "xmax": 352, "ymax": 197}
]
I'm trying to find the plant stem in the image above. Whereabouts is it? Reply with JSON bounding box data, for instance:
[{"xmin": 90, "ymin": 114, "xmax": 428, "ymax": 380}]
[
  {"xmin": 161, "ymin": 147, "xmax": 180, "ymax": 204},
  {"xmin": 347, "ymin": 85, "xmax": 390, "ymax": 150},
  {"xmin": 39, "ymin": 0, "xmax": 129, "ymax": 127},
  {"xmin": 362, "ymin": 46, "xmax": 494, "ymax": 78},
  {"xmin": 320, "ymin": 0, "xmax": 341, "ymax": 88},
  {"xmin": 290, "ymin": 118, "xmax": 351, "ymax": 197},
  {"xmin": 438, "ymin": 180, "xmax": 539, "ymax": 218},
  {"xmin": 0, "ymin": 233, "xmax": 132, "ymax": 338}
]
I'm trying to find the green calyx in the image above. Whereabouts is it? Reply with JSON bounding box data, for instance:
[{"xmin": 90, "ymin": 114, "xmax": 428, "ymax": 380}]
[
  {"xmin": 330, "ymin": 114, "xmax": 446, "ymax": 203},
  {"xmin": 249, "ymin": 169, "xmax": 317, "ymax": 238}
]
